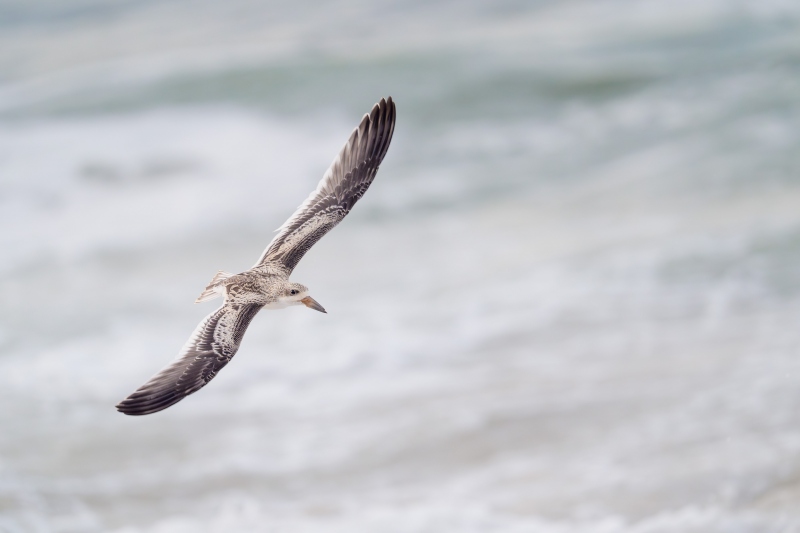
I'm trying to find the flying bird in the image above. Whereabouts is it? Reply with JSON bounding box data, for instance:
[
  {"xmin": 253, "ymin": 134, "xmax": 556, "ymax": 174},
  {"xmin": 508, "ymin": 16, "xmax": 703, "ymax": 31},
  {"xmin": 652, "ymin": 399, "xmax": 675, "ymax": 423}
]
[{"xmin": 117, "ymin": 97, "xmax": 396, "ymax": 415}]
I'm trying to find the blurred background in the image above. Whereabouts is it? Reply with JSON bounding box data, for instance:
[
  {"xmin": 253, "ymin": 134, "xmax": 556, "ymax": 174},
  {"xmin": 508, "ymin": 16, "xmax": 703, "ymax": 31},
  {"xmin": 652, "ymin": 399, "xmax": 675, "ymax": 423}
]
[{"xmin": 1, "ymin": 0, "xmax": 800, "ymax": 531}]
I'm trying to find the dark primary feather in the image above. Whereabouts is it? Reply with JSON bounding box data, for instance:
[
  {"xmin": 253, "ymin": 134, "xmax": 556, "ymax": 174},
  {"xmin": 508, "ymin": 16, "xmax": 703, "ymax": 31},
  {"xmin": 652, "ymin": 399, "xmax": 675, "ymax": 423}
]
[
  {"xmin": 116, "ymin": 303, "xmax": 263, "ymax": 415},
  {"xmin": 256, "ymin": 96, "xmax": 396, "ymax": 272}
]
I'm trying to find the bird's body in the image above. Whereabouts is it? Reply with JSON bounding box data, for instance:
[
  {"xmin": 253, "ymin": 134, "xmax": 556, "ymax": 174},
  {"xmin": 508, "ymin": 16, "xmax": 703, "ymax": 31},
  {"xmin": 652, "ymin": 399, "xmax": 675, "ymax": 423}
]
[{"xmin": 117, "ymin": 97, "xmax": 396, "ymax": 416}]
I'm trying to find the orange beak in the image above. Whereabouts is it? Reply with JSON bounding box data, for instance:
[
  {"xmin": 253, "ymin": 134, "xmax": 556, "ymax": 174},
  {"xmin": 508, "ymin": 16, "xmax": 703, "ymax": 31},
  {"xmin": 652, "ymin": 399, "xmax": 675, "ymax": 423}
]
[{"xmin": 300, "ymin": 296, "xmax": 327, "ymax": 313}]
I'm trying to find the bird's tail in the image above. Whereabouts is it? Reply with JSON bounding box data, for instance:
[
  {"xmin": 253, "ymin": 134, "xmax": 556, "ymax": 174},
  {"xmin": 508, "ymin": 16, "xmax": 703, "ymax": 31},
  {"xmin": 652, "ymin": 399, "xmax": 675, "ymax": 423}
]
[{"xmin": 195, "ymin": 270, "xmax": 233, "ymax": 303}]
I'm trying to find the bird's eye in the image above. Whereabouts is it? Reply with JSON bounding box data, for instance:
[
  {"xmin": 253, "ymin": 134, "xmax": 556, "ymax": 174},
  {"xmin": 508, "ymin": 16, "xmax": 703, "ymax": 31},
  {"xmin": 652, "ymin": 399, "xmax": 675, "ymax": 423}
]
[{"xmin": 290, "ymin": 289, "xmax": 299, "ymax": 295}]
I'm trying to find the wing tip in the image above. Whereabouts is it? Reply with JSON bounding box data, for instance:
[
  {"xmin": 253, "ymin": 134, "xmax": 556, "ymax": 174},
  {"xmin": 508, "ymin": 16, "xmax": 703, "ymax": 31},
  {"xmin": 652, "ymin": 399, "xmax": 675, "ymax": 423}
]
[
  {"xmin": 369, "ymin": 96, "xmax": 394, "ymax": 118},
  {"xmin": 115, "ymin": 383, "xmax": 186, "ymax": 416},
  {"xmin": 116, "ymin": 394, "xmax": 182, "ymax": 416},
  {"xmin": 116, "ymin": 398, "xmax": 150, "ymax": 416}
]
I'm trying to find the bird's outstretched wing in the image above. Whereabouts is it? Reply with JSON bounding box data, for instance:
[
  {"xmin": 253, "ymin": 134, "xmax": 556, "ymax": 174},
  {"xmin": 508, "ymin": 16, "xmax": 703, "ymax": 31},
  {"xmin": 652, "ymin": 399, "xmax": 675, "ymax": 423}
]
[
  {"xmin": 116, "ymin": 303, "xmax": 263, "ymax": 415},
  {"xmin": 255, "ymin": 96, "xmax": 396, "ymax": 272}
]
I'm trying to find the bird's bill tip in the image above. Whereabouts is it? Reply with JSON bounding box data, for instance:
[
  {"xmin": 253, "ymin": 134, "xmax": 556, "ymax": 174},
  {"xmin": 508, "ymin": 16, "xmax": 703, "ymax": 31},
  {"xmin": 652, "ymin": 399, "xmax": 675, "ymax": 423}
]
[{"xmin": 301, "ymin": 296, "xmax": 326, "ymax": 313}]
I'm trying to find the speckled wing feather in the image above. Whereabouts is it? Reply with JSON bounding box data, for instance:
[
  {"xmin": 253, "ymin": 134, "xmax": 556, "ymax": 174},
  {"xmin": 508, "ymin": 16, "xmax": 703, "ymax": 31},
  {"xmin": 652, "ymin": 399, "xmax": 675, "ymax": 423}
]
[
  {"xmin": 116, "ymin": 303, "xmax": 263, "ymax": 415},
  {"xmin": 255, "ymin": 96, "xmax": 396, "ymax": 272}
]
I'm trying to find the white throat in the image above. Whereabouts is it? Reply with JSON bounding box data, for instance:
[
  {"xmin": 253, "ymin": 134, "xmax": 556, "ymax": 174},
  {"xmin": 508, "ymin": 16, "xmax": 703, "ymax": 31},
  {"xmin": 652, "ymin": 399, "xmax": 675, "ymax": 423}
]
[{"xmin": 266, "ymin": 293, "xmax": 307, "ymax": 310}]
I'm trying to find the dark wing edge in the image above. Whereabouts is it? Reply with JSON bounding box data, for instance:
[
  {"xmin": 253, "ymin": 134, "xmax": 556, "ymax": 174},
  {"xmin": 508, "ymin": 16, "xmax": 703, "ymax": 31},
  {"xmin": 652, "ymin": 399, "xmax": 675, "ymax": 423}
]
[
  {"xmin": 254, "ymin": 96, "xmax": 396, "ymax": 272},
  {"xmin": 116, "ymin": 303, "xmax": 262, "ymax": 416}
]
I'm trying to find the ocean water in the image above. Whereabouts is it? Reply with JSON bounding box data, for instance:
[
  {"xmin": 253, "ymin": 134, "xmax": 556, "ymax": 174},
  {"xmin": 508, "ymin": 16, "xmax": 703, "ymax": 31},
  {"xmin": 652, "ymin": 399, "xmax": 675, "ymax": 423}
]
[{"xmin": 1, "ymin": 0, "xmax": 800, "ymax": 531}]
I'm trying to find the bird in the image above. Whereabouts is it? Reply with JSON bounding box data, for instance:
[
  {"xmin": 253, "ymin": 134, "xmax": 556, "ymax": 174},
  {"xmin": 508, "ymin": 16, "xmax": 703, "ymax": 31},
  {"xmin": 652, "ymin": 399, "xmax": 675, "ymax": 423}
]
[{"xmin": 116, "ymin": 97, "xmax": 396, "ymax": 416}]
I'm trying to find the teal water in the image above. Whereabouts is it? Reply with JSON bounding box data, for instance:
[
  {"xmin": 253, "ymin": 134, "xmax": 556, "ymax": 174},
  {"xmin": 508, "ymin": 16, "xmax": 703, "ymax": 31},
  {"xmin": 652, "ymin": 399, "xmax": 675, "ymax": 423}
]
[{"xmin": 1, "ymin": 1, "xmax": 800, "ymax": 531}]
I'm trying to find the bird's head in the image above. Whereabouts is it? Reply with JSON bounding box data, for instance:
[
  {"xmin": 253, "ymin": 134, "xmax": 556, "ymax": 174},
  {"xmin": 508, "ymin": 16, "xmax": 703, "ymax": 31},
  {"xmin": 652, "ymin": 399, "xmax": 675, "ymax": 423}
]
[{"xmin": 279, "ymin": 282, "xmax": 326, "ymax": 313}]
